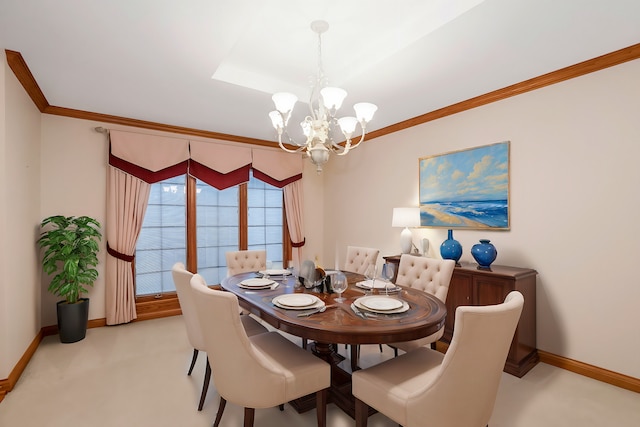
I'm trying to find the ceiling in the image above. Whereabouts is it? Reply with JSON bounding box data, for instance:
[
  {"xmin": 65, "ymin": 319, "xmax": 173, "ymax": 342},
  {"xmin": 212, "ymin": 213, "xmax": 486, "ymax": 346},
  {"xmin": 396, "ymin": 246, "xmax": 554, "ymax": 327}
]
[{"xmin": 1, "ymin": 0, "xmax": 639, "ymax": 144}]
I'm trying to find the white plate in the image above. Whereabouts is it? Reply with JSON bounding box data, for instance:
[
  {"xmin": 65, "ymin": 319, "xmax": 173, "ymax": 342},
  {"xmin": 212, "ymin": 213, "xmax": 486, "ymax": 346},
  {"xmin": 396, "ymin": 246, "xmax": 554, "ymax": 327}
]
[
  {"xmin": 259, "ymin": 269, "xmax": 291, "ymax": 276},
  {"xmin": 272, "ymin": 294, "xmax": 323, "ymax": 310},
  {"xmin": 238, "ymin": 282, "xmax": 274, "ymax": 290},
  {"xmin": 355, "ymin": 296, "xmax": 409, "ymax": 314},
  {"xmin": 240, "ymin": 278, "xmax": 275, "ymax": 288},
  {"xmin": 356, "ymin": 280, "xmax": 395, "ymax": 290}
]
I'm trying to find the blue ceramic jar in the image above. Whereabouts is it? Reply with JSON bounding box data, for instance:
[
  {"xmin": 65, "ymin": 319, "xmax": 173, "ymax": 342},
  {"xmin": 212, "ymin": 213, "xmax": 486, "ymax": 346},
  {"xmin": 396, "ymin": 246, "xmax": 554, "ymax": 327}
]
[
  {"xmin": 440, "ymin": 229, "xmax": 462, "ymax": 265},
  {"xmin": 471, "ymin": 239, "xmax": 497, "ymax": 269}
]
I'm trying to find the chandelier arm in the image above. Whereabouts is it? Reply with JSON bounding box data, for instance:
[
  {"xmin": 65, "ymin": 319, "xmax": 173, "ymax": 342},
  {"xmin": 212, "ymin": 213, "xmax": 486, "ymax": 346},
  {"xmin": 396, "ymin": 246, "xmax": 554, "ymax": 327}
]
[
  {"xmin": 277, "ymin": 133, "xmax": 307, "ymax": 153},
  {"xmin": 345, "ymin": 129, "xmax": 367, "ymax": 150}
]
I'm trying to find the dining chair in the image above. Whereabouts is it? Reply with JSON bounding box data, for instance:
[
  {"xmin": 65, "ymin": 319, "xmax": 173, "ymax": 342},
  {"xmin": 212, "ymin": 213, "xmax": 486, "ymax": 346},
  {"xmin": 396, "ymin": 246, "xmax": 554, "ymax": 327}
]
[
  {"xmin": 190, "ymin": 273, "xmax": 331, "ymax": 427},
  {"xmin": 225, "ymin": 250, "xmax": 267, "ymax": 276},
  {"xmin": 353, "ymin": 291, "xmax": 524, "ymax": 427},
  {"xmin": 171, "ymin": 262, "xmax": 267, "ymax": 411},
  {"xmin": 343, "ymin": 246, "xmax": 380, "ymax": 274},
  {"xmin": 386, "ymin": 254, "xmax": 455, "ymax": 355}
]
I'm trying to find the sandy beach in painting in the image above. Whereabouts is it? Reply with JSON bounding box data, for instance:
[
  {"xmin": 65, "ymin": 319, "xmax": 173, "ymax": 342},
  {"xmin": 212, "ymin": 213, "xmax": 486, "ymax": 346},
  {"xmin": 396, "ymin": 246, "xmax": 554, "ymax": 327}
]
[{"xmin": 421, "ymin": 205, "xmax": 497, "ymax": 228}]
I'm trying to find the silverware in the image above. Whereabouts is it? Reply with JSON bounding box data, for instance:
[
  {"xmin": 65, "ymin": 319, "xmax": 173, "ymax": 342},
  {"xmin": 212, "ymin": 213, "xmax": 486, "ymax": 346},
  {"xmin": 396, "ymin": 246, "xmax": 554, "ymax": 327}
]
[
  {"xmin": 297, "ymin": 306, "xmax": 326, "ymax": 317},
  {"xmin": 351, "ymin": 304, "xmax": 368, "ymax": 319}
]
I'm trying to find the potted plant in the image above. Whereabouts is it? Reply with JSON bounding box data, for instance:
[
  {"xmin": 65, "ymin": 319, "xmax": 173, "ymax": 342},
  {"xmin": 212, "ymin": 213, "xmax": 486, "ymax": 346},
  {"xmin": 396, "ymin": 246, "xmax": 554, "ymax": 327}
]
[{"xmin": 38, "ymin": 215, "xmax": 102, "ymax": 343}]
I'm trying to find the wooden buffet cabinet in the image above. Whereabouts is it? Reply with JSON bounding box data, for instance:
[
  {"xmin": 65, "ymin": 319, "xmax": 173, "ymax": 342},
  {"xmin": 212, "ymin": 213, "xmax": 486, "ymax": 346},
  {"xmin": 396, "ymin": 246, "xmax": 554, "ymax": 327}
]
[{"xmin": 383, "ymin": 256, "xmax": 539, "ymax": 377}]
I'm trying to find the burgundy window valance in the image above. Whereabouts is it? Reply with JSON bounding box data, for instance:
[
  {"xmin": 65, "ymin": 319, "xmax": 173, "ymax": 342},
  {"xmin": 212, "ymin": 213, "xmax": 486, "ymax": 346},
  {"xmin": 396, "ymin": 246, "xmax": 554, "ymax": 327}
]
[{"xmin": 109, "ymin": 130, "xmax": 303, "ymax": 186}]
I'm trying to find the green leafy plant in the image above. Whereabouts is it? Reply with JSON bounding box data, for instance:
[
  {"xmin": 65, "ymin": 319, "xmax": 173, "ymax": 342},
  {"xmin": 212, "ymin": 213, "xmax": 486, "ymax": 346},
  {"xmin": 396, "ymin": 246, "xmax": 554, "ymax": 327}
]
[{"xmin": 38, "ymin": 215, "xmax": 102, "ymax": 304}]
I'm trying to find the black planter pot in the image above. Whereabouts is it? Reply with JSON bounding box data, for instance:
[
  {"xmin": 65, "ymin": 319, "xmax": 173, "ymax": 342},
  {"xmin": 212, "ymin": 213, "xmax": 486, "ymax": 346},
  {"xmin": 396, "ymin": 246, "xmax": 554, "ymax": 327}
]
[{"xmin": 56, "ymin": 298, "xmax": 90, "ymax": 343}]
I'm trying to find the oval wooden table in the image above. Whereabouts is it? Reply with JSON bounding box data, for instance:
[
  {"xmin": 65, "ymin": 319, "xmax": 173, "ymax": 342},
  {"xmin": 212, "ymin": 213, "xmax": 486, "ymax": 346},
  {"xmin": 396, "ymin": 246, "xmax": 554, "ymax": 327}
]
[{"xmin": 221, "ymin": 270, "xmax": 447, "ymax": 418}]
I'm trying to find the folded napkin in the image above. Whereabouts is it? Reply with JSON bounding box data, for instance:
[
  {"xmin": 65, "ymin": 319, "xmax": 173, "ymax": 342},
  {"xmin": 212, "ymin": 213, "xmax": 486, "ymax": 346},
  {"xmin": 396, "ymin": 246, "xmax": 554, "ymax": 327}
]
[{"xmin": 356, "ymin": 279, "xmax": 395, "ymax": 289}]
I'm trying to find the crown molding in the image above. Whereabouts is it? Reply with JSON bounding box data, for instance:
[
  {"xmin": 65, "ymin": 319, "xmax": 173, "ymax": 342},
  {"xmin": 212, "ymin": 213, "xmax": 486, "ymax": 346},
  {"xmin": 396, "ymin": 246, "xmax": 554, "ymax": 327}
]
[{"xmin": 6, "ymin": 43, "xmax": 640, "ymax": 144}]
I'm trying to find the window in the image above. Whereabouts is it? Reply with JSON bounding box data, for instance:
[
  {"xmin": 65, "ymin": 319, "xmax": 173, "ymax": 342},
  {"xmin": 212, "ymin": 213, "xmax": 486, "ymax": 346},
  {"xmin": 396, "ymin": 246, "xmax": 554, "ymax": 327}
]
[
  {"xmin": 136, "ymin": 175, "xmax": 186, "ymax": 296},
  {"xmin": 135, "ymin": 172, "xmax": 284, "ymax": 296}
]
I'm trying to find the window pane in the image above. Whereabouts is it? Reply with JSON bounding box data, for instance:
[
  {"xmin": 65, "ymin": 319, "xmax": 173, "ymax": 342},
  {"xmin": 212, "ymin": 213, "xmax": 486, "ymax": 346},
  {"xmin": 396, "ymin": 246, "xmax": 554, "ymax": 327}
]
[
  {"xmin": 247, "ymin": 174, "xmax": 283, "ymax": 267},
  {"xmin": 136, "ymin": 176, "xmax": 186, "ymax": 296},
  {"xmin": 196, "ymin": 179, "xmax": 239, "ymax": 285}
]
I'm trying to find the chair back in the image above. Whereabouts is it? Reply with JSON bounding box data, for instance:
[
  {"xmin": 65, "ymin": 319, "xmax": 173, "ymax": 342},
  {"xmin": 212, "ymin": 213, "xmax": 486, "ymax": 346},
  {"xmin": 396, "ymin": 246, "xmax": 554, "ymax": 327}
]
[
  {"xmin": 409, "ymin": 291, "xmax": 524, "ymax": 427},
  {"xmin": 395, "ymin": 255, "xmax": 455, "ymax": 303},
  {"xmin": 344, "ymin": 246, "xmax": 379, "ymax": 274},
  {"xmin": 171, "ymin": 262, "xmax": 205, "ymax": 351},
  {"xmin": 189, "ymin": 274, "xmax": 286, "ymax": 406},
  {"xmin": 225, "ymin": 250, "xmax": 266, "ymax": 276}
]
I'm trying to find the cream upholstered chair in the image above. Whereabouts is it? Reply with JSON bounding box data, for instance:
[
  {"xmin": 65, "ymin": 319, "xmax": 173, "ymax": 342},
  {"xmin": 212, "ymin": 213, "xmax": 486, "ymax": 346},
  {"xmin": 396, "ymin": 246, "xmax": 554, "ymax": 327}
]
[
  {"xmin": 225, "ymin": 250, "xmax": 267, "ymax": 276},
  {"xmin": 353, "ymin": 291, "xmax": 524, "ymax": 427},
  {"xmin": 387, "ymin": 254, "xmax": 455, "ymax": 354},
  {"xmin": 171, "ymin": 263, "xmax": 267, "ymax": 411},
  {"xmin": 343, "ymin": 246, "xmax": 379, "ymax": 274},
  {"xmin": 190, "ymin": 274, "xmax": 330, "ymax": 427}
]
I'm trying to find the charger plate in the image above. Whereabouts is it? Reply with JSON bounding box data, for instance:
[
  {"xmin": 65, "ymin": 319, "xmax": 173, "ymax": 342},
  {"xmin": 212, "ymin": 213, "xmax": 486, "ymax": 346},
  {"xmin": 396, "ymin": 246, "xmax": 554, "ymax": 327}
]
[{"xmin": 354, "ymin": 296, "xmax": 409, "ymax": 314}]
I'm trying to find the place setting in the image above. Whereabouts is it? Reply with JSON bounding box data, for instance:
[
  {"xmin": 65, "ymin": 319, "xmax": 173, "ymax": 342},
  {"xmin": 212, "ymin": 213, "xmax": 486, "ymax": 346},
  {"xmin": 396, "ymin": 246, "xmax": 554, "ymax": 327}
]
[
  {"xmin": 238, "ymin": 277, "xmax": 279, "ymax": 290},
  {"xmin": 271, "ymin": 293, "xmax": 327, "ymax": 317},
  {"xmin": 351, "ymin": 295, "xmax": 410, "ymax": 319}
]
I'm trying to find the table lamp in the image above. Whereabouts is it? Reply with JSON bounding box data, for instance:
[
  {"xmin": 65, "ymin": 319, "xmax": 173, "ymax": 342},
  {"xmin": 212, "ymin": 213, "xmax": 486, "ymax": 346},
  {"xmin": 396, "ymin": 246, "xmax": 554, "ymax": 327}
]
[{"xmin": 392, "ymin": 207, "xmax": 420, "ymax": 254}]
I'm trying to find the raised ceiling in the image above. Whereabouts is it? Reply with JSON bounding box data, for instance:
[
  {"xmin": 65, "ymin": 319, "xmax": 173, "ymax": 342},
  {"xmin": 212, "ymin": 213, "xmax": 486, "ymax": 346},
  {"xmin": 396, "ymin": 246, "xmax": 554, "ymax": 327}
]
[{"xmin": 1, "ymin": 0, "xmax": 639, "ymax": 143}]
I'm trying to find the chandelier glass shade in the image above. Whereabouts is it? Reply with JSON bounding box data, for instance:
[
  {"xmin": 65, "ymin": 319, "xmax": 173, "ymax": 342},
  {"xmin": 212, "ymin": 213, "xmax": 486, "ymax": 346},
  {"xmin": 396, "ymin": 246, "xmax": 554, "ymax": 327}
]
[{"xmin": 269, "ymin": 20, "xmax": 377, "ymax": 173}]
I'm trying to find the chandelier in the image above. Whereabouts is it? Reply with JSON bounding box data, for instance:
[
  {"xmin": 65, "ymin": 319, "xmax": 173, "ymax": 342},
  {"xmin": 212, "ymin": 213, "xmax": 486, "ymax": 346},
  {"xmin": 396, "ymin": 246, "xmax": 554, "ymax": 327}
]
[{"xmin": 269, "ymin": 20, "xmax": 378, "ymax": 173}]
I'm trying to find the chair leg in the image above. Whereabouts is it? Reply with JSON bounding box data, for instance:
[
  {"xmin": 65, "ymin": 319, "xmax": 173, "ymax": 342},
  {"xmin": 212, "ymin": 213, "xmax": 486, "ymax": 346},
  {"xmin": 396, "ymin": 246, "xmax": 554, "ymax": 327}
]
[
  {"xmin": 213, "ymin": 397, "xmax": 227, "ymax": 427},
  {"xmin": 244, "ymin": 407, "xmax": 255, "ymax": 427},
  {"xmin": 378, "ymin": 344, "xmax": 383, "ymax": 352},
  {"xmin": 302, "ymin": 338, "xmax": 308, "ymax": 349},
  {"xmin": 431, "ymin": 341, "xmax": 437, "ymax": 350},
  {"xmin": 350, "ymin": 345, "xmax": 359, "ymax": 371},
  {"xmin": 188, "ymin": 348, "xmax": 199, "ymax": 375},
  {"xmin": 394, "ymin": 347, "xmax": 398, "ymax": 357},
  {"xmin": 198, "ymin": 358, "xmax": 211, "ymax": 411},
  {"xmin": 316, "ymin": 388, "xmax": 328, "ymax": 427},
  {"xmin": 354, "ymin": 397, "xmax": 369, "ymax": 427},
  {"xmin": 278, "ymin": 404, "xmax": 284, "ymax": 411}
]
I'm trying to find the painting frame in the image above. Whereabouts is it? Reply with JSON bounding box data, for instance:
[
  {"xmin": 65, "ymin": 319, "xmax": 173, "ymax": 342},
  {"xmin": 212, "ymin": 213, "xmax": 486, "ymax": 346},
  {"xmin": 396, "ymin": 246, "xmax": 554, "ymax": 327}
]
[{"xmin": 418, "ymin": 141, "xmax": 510, "ymax": 230}]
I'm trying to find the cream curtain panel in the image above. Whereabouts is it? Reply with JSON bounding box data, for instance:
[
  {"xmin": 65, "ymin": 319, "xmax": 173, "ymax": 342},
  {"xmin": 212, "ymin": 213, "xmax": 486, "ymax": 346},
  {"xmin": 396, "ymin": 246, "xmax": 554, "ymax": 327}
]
[
  {"xmin": 106, "ymin": 130, "xmax": 304, "ymax": 325},
  {"xmin": 106, "ymin": 130, "xmax": 189, "ymax": 324}
]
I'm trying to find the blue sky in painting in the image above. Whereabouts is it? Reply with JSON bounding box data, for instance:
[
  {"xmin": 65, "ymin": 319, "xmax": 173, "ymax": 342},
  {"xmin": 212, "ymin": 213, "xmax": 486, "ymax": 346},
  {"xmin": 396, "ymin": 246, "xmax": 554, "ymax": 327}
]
[{"xmin": 419, "ymin": 142, "xmax": 509, "ymax": 203}]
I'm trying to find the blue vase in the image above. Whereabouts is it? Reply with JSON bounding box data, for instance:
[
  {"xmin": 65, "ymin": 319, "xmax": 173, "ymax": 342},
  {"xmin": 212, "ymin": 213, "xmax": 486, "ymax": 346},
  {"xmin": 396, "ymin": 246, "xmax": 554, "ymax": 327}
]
[
  {"xmin": 471, "ymin": 239, "xmax": 497, "ymax": 270},
  {"xmin": 440, "ymin": 229, "xmax": 462, "ymax": 265}
]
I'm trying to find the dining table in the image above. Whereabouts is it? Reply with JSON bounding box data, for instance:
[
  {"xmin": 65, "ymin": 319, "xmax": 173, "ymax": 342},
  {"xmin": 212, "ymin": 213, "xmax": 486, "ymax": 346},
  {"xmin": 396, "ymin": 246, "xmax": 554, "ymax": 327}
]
[{"xmin": 220, "ymin": 269, "xmax": 447, "ymax": 419}]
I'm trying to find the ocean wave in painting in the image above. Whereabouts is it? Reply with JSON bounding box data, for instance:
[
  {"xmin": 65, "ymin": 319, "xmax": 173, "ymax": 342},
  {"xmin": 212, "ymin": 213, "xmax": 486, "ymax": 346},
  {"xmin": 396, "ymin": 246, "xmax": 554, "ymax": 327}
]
[{"xmin": 420, "ymin": 200, "xmax": 508, "ymax": 228}]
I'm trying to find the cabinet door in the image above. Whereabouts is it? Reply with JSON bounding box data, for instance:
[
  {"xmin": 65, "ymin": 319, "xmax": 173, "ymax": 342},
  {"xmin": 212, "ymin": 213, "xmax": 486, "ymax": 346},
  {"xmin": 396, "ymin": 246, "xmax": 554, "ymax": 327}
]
[
  {"xmin": 444, "ymin": 272, "xmax": 473, "ymax": 342},
  {"xmin": 474, "ymin": 276, "xmax": 512, "ymax": 306}
]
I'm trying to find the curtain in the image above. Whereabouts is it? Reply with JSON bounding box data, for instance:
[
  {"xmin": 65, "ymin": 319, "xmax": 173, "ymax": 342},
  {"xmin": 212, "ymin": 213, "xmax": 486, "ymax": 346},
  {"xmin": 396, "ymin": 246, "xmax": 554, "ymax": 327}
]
[
  {"xmin": 105, "ymin": 166, "xmax": 151, "ymax": 325},
  {"xmin": 104, "ymin": 130, "xmax": 306, "ymax": 323},
  {"xmin": 284, "ymin": 180, "xmax": 305, "ymax": 266},
  {"xmin": 106, "ymin": 130, "xmax": 189, "ymax": 325}
]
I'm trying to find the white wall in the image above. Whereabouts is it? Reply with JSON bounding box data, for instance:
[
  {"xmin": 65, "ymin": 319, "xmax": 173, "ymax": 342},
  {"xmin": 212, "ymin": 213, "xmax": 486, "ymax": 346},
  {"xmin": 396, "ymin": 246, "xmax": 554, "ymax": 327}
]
[
  {"xmin": 0, "ymin": 58, "xmax": 42, "ymax": 379},
  {"xmin": 39, "ymin": 116, "xmax": 109, "ymax": 326},
  {"xmin": 3, "ymin": 54, "xmax": 638, "ymax": 382},
  {"xmin": 322, "ymin": 58, "xmax": 640, "ymax": 378}
]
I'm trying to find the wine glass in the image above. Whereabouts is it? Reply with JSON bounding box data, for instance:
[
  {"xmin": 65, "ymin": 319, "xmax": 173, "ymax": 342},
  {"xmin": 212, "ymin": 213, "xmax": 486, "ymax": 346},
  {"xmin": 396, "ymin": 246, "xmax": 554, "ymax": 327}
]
[
  {"xmin": 332, "ymin": 272, "xmax": 348, "ymax": 302},
  {"xmin": 364, "ymin": 264, "xmax": 377, "ymax": 295},
  {"xmin": 381, "ymin": 263, "xmax": 395, "ymax": 295}
]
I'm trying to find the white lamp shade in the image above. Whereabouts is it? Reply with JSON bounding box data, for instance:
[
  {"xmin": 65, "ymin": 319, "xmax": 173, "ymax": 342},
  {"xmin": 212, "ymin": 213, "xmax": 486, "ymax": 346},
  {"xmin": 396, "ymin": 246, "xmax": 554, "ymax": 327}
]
[
  {"xmin": 320, "ymin": 87, "xmax": 347, "ymax": 110},
  {"xmin": 272, "ymin": 92, "xmax": 298, "ymax": 113},
  {"xmin": 269, "ymin": 111, "xmax": 283, "ymax": 129},
  {"xmin": 354, "ymin": 102, "xmax": 378, "ymax": 123},
  {"xmin": 392, "ymin": 207, "xmax": 420, "ymax": 228},
  {"xmin": 337, "ymin": 116, "xmax": 358, "ymax": 137}
]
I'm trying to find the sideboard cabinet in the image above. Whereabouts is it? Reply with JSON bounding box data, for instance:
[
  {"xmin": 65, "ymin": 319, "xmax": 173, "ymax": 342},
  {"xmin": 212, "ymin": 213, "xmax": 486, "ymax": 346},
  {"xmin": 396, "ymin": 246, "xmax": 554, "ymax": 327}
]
[
  {"xmin": 383, "ymin": 256, "xmax": 538, "ymax": 377},
  {"xmin": 445, "ymin": 263, "xmax": 538, "ymax": 377}
]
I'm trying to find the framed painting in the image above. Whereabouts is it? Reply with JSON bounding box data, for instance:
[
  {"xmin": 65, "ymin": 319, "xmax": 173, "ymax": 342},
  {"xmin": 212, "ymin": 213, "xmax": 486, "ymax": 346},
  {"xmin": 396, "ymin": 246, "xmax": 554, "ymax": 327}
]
[{"xmin": 418, "ymin": 141, "xmax": 510, "ymax": 230}]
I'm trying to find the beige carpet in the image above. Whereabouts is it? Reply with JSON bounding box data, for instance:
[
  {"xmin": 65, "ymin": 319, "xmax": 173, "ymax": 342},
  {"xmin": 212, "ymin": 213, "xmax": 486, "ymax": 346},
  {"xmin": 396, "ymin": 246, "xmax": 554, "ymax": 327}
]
[{"xmin": 0, "ymin": 315, "xmax": 638, "ymax": 426}]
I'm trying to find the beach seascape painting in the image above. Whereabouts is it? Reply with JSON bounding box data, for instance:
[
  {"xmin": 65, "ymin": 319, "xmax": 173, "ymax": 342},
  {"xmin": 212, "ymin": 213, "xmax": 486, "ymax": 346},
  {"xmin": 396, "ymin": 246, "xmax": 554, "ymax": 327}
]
[{"xmin": 419, "ymin": 141, "xmax": 510, "ymax": 230}]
